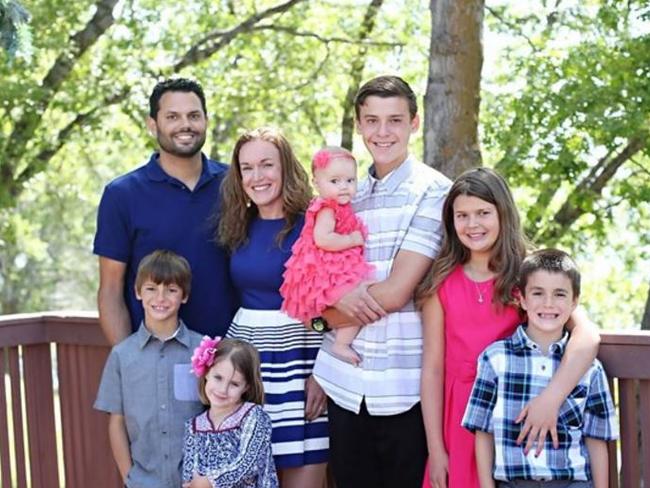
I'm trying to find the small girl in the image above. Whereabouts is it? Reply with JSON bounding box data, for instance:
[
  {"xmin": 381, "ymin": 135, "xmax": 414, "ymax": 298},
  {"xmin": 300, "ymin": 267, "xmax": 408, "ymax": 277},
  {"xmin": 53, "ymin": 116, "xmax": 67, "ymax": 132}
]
[
  {"xmin": 417, "ymin": 168, "xmax": 600, "ymax": 488},
  {"xmin": 182, "ymin": 337, "xmax": 278, "ymax": 488},
  {"xmin": 280, "ymin": 146, "xmax": 373, "ymax": 365}
]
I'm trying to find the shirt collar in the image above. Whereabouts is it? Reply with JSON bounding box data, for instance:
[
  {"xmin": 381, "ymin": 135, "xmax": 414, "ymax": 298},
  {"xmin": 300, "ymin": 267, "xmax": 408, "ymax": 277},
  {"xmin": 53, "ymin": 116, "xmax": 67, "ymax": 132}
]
[
  {"xmin": 136, "ymin": 319, "xmax": 192, "ymax": 349},
  {"xmin": 365, "ymin": 154, "xmax": 415, "ymax": 194},
  {"xmin": 512, "ymin": 324, "xmax": 569, "ymax": 355},
  {"xmin": 144, "ymin": 152, "xmax": 218, "ymax": 185}
]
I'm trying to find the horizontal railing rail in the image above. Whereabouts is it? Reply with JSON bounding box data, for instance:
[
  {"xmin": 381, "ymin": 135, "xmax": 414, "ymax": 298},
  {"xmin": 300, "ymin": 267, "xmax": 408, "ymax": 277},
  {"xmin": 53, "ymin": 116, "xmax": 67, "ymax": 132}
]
[{"xmin": 0, "ymin": 314, "xmax": 648, "ymax": 487}]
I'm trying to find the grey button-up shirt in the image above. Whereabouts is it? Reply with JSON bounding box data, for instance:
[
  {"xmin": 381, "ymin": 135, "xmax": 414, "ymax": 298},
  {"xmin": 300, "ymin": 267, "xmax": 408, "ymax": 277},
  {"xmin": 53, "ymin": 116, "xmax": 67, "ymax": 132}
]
[{"xmin": 95, "ymin": 321, "xmax": 204, "ymax": 487}]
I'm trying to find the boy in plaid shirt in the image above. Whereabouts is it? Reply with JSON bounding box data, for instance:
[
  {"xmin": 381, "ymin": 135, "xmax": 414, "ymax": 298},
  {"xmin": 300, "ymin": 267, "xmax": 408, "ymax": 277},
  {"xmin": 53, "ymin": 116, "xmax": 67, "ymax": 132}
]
[{"xmin": 462, "ymin": 249, "xmax": 618, "ymax": 488}]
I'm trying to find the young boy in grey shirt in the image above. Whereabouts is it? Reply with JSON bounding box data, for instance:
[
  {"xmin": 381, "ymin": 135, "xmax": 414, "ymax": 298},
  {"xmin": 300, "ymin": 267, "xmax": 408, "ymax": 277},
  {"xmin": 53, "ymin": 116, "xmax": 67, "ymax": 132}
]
[{"xmin": 95, "ymin": 250, "xmax": 204, "ymax": 487}]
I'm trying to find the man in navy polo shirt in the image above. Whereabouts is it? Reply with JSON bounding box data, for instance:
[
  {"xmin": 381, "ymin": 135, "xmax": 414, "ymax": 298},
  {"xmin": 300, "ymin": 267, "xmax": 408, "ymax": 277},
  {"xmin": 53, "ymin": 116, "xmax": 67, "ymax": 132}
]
[{"xmin": 94, "ymin": 78, "xmax": 237, "ymax": 344}]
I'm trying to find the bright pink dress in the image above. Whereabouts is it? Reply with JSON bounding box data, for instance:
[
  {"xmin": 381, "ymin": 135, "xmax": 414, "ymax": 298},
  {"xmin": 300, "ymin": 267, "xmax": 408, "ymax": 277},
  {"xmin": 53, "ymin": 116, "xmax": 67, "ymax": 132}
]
[
  {"xmin": 422, "ymin": 265, "xmax": 520, "ymax": 488},
  {"xmin": 280, "ymin": 198, "xmax": 373, "ymax": 322}
]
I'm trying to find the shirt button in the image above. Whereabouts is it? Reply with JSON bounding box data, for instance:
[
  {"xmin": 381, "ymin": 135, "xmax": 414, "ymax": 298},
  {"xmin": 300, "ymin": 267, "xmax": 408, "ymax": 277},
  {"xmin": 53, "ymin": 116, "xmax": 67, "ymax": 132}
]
[
  {"xmin": 541, "ymin": 365, "xmax": 546, "ymax": 370},
  {"xmin": 161, "ymin": 404, "xmax": 166, "ymax": 410}
]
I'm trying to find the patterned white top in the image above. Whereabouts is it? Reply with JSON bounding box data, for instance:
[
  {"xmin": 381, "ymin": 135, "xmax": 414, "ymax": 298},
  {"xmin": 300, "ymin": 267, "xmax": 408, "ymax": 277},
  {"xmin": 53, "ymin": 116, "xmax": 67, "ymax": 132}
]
[
  {"xmin": 182, "ymin": 403, "xmax": 279, "ymax": 487},
  {"xmin": 313, "ymin": 156, "xmax": 451, "ymax": 415}
]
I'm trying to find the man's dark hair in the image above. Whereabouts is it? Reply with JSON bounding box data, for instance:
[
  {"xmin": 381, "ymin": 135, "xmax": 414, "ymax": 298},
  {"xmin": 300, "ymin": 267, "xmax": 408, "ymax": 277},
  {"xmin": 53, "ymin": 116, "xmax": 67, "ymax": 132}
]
[
  {"xmin": 354, "ymin": 75, "xmax": 418, "ymax": 120},
  {"xmin": 519, "ymin": 248, "xmax": 581, "ymax": 298},
  {"xmin": 148, "ymin": 78, "xmax": 207, "ymax": 119}
]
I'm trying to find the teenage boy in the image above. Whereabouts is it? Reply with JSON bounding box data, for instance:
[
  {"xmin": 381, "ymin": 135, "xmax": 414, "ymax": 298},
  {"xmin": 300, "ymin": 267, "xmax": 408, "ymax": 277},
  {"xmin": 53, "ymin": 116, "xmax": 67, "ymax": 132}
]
[
  {"xmin": 462, "ymin": 249, "xmax": 618, "ymax": 488},
  {"xmin": 312, "ymin": 75, "xmax": 452, "ymax": 487},
  {"xmin": 94, "ymin": 78, "xmax": 236, "ymax": 345},
  {"xmin": 95, "ymin": 250, "xmax": 204, "ymax": 487}
]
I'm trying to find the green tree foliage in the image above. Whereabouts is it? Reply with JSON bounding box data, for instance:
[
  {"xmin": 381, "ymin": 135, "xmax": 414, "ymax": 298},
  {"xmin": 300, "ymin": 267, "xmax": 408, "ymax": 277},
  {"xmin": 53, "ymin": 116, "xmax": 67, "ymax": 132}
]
[
  {"xmin": 0, "ymin": 0, "xmax": 426, "ymax": 313},
  {"xmin": 482, "ymin": 0, "xmax": 650, "ymax": 327}
]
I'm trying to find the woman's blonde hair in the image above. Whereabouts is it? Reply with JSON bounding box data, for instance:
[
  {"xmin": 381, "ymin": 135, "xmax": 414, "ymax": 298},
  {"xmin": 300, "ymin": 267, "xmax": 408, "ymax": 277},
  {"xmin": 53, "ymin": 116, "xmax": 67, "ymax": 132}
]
[{"xmin": 218, "ymin": 127, "xmax": 312, "ymax": 251}]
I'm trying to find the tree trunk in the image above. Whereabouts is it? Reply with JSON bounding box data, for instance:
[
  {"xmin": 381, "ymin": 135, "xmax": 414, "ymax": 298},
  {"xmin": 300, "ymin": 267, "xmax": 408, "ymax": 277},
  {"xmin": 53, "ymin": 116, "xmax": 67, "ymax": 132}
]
[
  {"xmin": 339, "ymin": 0, "xmax": 384, "ymax": 150},
  {"xmin": 642, "ymin": 280, "xmax": 650, "ymax": 330},
  {"xmin": 424, "ymin": 0, "xmax": 484, "ymax": 179}
]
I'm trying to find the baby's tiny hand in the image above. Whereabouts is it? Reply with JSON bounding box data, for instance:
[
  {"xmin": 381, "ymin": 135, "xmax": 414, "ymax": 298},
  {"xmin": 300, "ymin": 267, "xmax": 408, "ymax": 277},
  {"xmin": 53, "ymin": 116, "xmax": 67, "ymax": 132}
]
[{"xmin": 350, "ymin": 231, "xmax": 364, "ymax": 247}]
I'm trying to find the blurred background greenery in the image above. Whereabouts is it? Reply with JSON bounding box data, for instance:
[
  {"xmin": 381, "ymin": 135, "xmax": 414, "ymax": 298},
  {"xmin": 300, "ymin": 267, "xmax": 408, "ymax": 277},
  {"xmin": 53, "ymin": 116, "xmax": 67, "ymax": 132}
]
[{"xmin": 1, "ymin": 0, "xmax": 648, "ymax": 328}]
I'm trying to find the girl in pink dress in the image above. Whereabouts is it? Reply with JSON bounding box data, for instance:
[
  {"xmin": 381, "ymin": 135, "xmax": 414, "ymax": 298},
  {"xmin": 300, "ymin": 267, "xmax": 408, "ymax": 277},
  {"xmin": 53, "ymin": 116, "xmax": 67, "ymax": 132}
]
[
  {"xmin": 416, "ymin": 168, "xmax": 600, "ymax": 488},
  {"xmin": 280, "ymin": 147, "xmax": 372, "ymax": 365}
]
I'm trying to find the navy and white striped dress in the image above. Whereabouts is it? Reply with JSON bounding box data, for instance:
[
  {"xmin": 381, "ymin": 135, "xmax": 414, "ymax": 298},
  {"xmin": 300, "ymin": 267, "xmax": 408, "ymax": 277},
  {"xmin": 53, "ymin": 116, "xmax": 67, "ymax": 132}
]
[{"xmin": 227, "ymin": 216, "xmax": 329, "ymax": 469}]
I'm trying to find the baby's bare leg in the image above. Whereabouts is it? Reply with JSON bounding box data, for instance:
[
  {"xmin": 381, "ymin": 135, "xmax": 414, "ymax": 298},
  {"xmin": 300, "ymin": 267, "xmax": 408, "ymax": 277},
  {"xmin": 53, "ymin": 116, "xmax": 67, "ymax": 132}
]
[{"xmin": 331, "ymin": 326, "xmax": 361, "ymax": 365}]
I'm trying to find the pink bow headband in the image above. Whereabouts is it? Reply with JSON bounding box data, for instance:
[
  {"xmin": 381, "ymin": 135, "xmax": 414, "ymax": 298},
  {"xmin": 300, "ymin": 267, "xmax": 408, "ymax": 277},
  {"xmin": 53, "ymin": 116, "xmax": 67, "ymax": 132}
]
[
  {"xmin": 312, "ymin": 148, "xmax": 356, "ymax": 171},
  {"xmin": 191, "ymin": 336, "xmax": 222, "ymax": 377}
]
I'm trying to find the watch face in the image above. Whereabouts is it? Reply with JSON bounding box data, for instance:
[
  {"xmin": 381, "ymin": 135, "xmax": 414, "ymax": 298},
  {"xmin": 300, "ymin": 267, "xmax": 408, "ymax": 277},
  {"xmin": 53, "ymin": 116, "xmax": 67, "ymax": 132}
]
[{"xmin": 312, "ymin": 318, "xmax": 326, "ymax": 332}]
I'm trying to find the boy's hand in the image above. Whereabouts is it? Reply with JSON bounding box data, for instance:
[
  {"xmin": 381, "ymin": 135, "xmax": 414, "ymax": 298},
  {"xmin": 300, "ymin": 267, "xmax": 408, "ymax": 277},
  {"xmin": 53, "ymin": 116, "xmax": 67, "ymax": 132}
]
[
  {"xmin": 333, "ymin": 281, "xmax": 386, "ymax": 325},
  {"xmin": 515, "ymin": 389, "xmax": 562, "ymax": 455}
]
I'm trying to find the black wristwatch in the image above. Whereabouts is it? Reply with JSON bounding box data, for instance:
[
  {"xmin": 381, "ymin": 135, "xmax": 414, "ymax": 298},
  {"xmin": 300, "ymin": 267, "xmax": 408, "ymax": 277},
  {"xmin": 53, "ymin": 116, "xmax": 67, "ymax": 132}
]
[{"xmin": 311, "ymin": 316, "xmax": 331, "ymax": 333}]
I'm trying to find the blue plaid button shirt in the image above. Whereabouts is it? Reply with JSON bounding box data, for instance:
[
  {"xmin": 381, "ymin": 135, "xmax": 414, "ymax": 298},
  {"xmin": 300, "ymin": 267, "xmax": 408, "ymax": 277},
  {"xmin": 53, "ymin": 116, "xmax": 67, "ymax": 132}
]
[{"xmin": 462, "ymin": 325, "xmax": 618, "ymax": 482}]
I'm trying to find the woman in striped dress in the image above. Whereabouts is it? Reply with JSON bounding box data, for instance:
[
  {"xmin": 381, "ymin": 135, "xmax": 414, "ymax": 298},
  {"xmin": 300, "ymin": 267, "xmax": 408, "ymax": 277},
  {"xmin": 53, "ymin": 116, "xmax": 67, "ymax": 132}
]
[{"xmin": 217, "ymin": 127, "xmax": 329, "ymax": 487}]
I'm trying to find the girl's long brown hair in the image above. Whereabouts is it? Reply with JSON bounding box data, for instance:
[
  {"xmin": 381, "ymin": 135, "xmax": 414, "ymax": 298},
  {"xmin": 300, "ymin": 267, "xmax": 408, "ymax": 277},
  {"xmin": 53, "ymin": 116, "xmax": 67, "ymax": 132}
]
[
  {"xmin": 416, "ymin": 167, "xmax": 529, "ymax": 308},
  {"xmin": 218, "ymin": 127, "xmax": 312, "ymax": 252}
]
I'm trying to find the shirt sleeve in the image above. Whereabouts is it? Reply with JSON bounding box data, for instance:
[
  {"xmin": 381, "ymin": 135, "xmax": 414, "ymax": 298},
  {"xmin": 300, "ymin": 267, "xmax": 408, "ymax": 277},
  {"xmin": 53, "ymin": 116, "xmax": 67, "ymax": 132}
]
[
  {"xmin": 582, "ymin": 362, "xmax": 619, "ymax": 441},
  {"xmin": 182, "ymin": 419, "xmax": 197, "ymax": 483},
  {"xmin": 93, "ymin": 348, "xmax": 123, "ymax": 414},
  {"xmin": 462, "ymin": 350, "xmax": 498, "ymax": 434},
  {"xmin": 206, "ymin": 406, "xmax": 279, "ymax": 488},
  {"xmin": 93, "ymin": 183, "xmax": 132, "ymax": 263},
  {"xmin": 399, "ymin": 184, "xmax": 446, "ymax": 259}
]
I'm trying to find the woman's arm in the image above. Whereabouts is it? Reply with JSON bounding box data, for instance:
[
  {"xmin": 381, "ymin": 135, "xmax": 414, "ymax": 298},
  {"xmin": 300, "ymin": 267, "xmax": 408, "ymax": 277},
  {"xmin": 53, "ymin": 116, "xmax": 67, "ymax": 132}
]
[
  {"xmin": 516, "ymin": 306, "xmax": 600, "ymax": 454},
  {"xmin": 421, "ymin": 293, "xmax": 448, "ymax": 488},
  {"xmin": 313, "ymin": 207, "xmax": 364, "ymax": 251}
]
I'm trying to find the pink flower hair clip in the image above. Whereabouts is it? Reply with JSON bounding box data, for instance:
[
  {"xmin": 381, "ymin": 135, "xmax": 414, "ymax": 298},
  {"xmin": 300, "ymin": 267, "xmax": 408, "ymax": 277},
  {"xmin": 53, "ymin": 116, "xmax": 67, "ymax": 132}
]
[
  {"xmin": 312, "ymin": 149, "xmax": 331, "ymax": 170},
  {"xmin": 191, "ymin": 336, "xmax": 222, "ymax": 377}
]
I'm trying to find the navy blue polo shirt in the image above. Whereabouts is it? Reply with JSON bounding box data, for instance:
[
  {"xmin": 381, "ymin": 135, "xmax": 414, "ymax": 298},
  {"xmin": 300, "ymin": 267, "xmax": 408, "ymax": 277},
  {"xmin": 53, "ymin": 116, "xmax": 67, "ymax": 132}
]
[{"xmin": 93, "ymin": 153, "xmax": 237, "ymax": 336}]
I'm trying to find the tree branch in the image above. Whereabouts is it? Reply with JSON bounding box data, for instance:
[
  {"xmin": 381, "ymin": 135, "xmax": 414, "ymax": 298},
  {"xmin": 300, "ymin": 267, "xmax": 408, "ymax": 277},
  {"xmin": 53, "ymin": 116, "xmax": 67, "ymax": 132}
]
[
  {"xmin": 542, "ymin": 134, "xmax": 648, "ymax": 241},
  {"xmin": 2, "ymin": 0, "xmax": 119, "ymax": 190},
  {"xmin": 173, "ymin": 0, "xmax": 307, "ymax": 71},
  {"xmin": 485, "ymin": 5, "xmax": 539, "ymax": 52},
  {"xmin": 14, "ymin": 89, "xmax": 128, "ymax": 189},
  {"xmin": 340, "ymin": 0, "xmax": 384, "ymax": 149},
  {"xmin": 252, "ymin": 23, "xmax": 399, "ymax": 48}
]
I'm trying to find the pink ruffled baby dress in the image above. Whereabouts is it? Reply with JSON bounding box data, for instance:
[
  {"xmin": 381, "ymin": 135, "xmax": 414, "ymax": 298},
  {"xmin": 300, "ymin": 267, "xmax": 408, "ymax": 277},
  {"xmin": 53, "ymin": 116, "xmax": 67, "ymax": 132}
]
[{"xmin": 280, "ymin": 198, "xmax": 373, "ymax": 321}]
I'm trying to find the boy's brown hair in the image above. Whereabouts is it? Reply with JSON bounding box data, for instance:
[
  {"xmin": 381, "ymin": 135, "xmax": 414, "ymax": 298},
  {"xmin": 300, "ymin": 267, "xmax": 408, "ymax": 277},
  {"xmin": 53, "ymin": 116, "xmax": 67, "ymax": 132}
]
[
  {"xmin": 134, "ymin": 249, "xmax": 192, "ymax": 298},
  {"xmin": 354, "ymin": 75, "xmax": 418, "ymax": 120}
]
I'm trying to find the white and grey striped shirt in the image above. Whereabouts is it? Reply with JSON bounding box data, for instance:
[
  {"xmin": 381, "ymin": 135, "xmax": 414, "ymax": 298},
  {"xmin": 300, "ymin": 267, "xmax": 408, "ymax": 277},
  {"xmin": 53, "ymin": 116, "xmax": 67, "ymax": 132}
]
[{"xmin": 313, "ymin": 156, "xmax": 451, "ymax": 416}]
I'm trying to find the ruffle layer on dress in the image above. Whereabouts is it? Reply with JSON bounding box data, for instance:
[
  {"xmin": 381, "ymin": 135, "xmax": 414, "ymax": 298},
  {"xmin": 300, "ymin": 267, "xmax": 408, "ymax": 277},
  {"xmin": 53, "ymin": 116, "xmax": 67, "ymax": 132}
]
[{"xmin": 280, "ymin": 198, "xmax": 373, "ymax": 322}]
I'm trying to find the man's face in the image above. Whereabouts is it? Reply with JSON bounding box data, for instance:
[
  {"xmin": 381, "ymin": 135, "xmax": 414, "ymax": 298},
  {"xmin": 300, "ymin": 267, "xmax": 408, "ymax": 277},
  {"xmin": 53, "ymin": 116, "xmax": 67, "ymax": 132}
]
[
  {"xmin": 148, "ymin": 91, "xmax": 207, "ymax": 158},
  {"xmin": 356, "ymin": 95, "xmax": 419, "ymax": 178}
]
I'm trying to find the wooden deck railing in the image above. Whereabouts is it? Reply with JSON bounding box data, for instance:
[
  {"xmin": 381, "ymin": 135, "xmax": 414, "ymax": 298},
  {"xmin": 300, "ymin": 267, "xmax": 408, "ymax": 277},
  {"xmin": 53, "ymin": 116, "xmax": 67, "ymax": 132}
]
[{"xmin": 0, "ymin": 313, "xmax": 649, "ymax": 487}]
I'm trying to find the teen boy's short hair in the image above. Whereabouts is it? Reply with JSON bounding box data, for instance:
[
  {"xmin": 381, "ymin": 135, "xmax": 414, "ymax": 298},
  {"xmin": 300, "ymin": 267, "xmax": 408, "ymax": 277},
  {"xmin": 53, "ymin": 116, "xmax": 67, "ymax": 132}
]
[
  {"xmin": 519, "ymin": 248, "xmax": 581, "ymax": 298},
  {"xmin": 354, "ymin": 75, "xmax": 418, "ymax": 120},
  {"xmin": 134, "ymin": 250, "xmax": 192, "ymax": 298},
  {"xmin": 148, "ymin": 78, "xmax": 207, "ymax": 119}
]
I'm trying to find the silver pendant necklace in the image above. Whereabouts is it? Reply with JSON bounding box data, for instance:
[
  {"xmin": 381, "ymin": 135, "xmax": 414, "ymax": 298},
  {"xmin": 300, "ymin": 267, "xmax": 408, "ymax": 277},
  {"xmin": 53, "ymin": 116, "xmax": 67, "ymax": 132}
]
[
  {"xmin": 474, "ymin": 280, "xmax": 487, "ymax": 303},
  {"xmin": 475, "ymin": 281, "xmax": 484, "ymax": 303}
]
